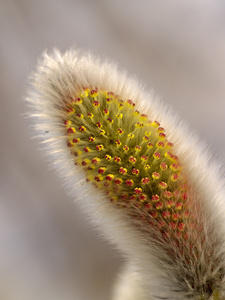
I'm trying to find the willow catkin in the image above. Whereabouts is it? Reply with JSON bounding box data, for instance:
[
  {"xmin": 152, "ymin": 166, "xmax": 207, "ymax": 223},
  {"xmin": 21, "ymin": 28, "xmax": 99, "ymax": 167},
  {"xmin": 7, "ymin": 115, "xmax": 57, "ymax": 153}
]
[{"xmin": 27, "ymin": 49, "xmax": 225, "ymax": 300}]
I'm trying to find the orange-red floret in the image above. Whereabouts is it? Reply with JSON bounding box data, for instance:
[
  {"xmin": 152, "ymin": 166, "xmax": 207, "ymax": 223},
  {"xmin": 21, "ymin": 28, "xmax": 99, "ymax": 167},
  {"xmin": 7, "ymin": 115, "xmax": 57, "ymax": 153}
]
[
  {"xmin": 172, "ymin": 213, "xmax": 180, "ymax": 221},
  {"xmin": 160, "ymin": 162, "xmax": 168, "ymax": 170},
  {"xmin": 152, "ymin": 172, "xmax": 160, "ymax": 179},
  {"xmin": 143, "ymin": 136, "xmax": 149, "ymax": 142},
  {"xmin": 158, "ymin": 133, "xmax": 166, "ymax": 140},
  {"xmin": 67, "ymin": 107, "xmax": 75, "ymax": 113},
  {"xmin": 166, "ymin": 200, "xmax": 174, "ymax": 208},
  {"xmin": 141, "ymin": 155, "xmax": 148, "ymax": 161},
  {"xmin": 98, "ymin": 167, "xmax": 106, "ymax": 174},
  {"xmin": 129, "ymin": 156, "xmax": 137, "ymax": 164},
  {"xmin": 119, "ymin": 167, "xmax": 127, "ymax": 175},
  {"xmin": 78, "ymin": 126, "xmax": 86, "ymax": 132},
  {"xmin": 170, "ymin": 222, "xmax": 176, "ymax": 230},
  {"xmin": 67, "ymin": 127, "xmax": 76, "ymax": 133},
  {"xmin": 96, "ymin": 144, "xmax": 104, "ymax": 151},
  {"xmin": 181, "ymin": 192, "xmax": 188, "ymax": 200},
  {"xmin": 152, "ymin": 121, "xmax": 160, "ymax": 127},
  {"xmin": 87, "ymin": 112, "xmax": 94, "ymax": 118},
  {"xmin": 141, "ymin": 177, "xmax": 150, "ymax": 184},
  {"xmin": 162, "ymin": 211, "xmax": 171, "ymax": 218},
  {"xmin": 156, "ymin": 141, "xmax": 165, "ymax": 148},
  {"xmin": 139, "ymin": 194, "xmax": 147, "ymax": 201},
  {"xmin": 126, "ymin": 179, "xmax": 134, "ymax": 186},
  {"xmin": 83, "ymin": 147, "xmax": 91, "ymax": 153},
  {"xmin": 128, "ymin": 133, "xmax": 134, "ymax": 139},
  {"xmin": 178, "ymin": 222, "xmax": 185, "ymax": 231},
  {"xmin": 93, "ymin": 100, "xmax": 100, "ymax": 107},
  {"xmin": 115, "ymin": 178, "xmax": 123, "ymax": 185},
  {"xmin": 117, "ymin": 128, "xmax": 124, "ymax": 134},
  {"xmin": 152, "ymin": 195, "xmax": 160, "ymax": 202},
  {"xmin": 132, "ymin": 168, "xmax": 139, "ymax": 175},
  {"xmin": 153, "ymin": 152, "xmax": 161, "ymax": 159},
  {"xmin": 95, "ymin": 175, "xmax": 103, "ymax": 182},
  {"xmin": 114, "ymin": 156, "xmax": 121, "ymax": 163},
  {"xmin": 147, "ymin": 143, "xmax": 154, "ymax": 149},
  {"xmin": 106, "ymin": 174, "xmax": 114, "ymax": 181},
  {"xmin": 135, "ymin": 187, "xmax": 142, "ymax": 194},
  {"xmin": 151, "ymin": 211, "xmax": 158, "ymax": 218},
  {"xmin": 157, "ymin": 127, "xmax": 164, "ymax": 133},
  {"xmin": 92, "ymin": 157, "xmax": 100, "ymax": 164},
  {"xmin": 163, "ymin": 191, "xmax": 172, "ymax": 198},
  {"xmin": 171, "ymin": 174, "xmax": 179, "ymax": 181},
  {"xmin": 88, "ymin": 137, "xmax": 95, "ymax": 142},
  {"xmin": 159, "ymin": 181, "xmax": 167, "ymax": 189},
  {"xmin": 105, "ymin": 154, "xmax": 112, "ymax": 161},
  {"xmin": 73, "ymin": 97, "xmax": 82, "ymax": 104},
  {"xmin": 175, "ymin": 202, "xmax": 183, "ymax": 210},
  {"xmin": 73, "ymin": 138, "xmax": 80, "ymax": 143}
]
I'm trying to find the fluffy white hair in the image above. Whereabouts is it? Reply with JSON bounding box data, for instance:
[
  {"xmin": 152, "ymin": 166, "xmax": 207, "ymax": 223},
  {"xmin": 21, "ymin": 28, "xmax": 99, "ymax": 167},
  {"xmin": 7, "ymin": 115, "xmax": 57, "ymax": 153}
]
[{"xmin": 27, "ymin": 49, "xmax": 225, "ymax": 300}]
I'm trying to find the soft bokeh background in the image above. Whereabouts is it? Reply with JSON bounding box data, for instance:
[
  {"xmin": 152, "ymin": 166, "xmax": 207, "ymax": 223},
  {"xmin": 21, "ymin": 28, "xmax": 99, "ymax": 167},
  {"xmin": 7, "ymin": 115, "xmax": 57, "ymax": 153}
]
[{"xmin": 1, "ymin": 1, "xmax": 225, "ymax": 299}]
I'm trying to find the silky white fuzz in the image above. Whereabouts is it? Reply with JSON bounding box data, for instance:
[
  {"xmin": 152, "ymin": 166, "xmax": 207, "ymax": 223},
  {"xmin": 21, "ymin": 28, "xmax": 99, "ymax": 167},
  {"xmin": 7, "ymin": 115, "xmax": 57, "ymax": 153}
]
[{"xmin": 27, "ymin": 49, "xmax": 225, "ymax": 300}]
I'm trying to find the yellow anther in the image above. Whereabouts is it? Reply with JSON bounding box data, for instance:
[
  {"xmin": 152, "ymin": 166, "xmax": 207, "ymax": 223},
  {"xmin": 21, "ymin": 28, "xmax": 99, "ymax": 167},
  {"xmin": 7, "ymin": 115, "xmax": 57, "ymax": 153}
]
[
  {"xmin": 151, "ymin": 121, "xmax": 160, "ymax": 127},
  {"xmin": 87, "ymin": 112, "xmax": 94, "ymax": 118},
  {"xmin": 145, "ymin": 131, "xmax": 151, "ymax": 136},
  {"xmin": 118, "ymin": 103, "xmax": 124, "ymax": 110},
  {"xmin": 171, "ymin": 174, "xmax": 179, "ymax": 182},
  {"xmin": 117, "ymin": 128, "xmax": 124, "ymax": 134},
  {"xmin": 153, "ymin": 152, "xmax": 161, "ymax": 159},
  {"xmin": 123, "ymin": 145, "xmax": 129, "ymax": 151},
  {"xmin": 103, "ymin": 108, "xmax": 109, "ymax": 115},
  {"xmin": 152, "ymin": 172, "xmax": 160, "ymax": 179},
  {"xmin": 90, "ymin": 89, "xmax": 98, "ymax": 97},
  {"xmin": 76, "ymin": 113, "xmax": 84, "ymax": 119},
  {"xmin": 105, "ymin": 154, "xmax": 112, "ymax": 161},
  {"xmin": 95, "ymin": 175, "xmax": 103, "ymax": 182},
  {"xmin": 83, "ymin": 147, "xmax": 91, "ymax": 153},
  {"xmin": 140, "ymin": 114, "xmax": 147, "ymax": 121},
  {"xmin": 92, "ymin": 157, "xmax": 101, "ymax": 164},
  {"xmin": 98, "ymin": 167, "xmax": 106, "ymax": 174},
  {"xmin": 80, "ymin": 90, "xmax": 89, "ymax": 97},
  {"xmin": 116, "ymin": 113, "xmax": 123, "ymax": 119},
  {"xmin": 135, "ymin": 122, "xmax": 144, "ymax": 128},
  {"xmin": 67, "ymin": 107, "xmax": 75, "ymax": 114},
  {"xmin": 106, "ymin": 174, "xmax": 114, "ymax": 181},
  {"xmin": 159, "ymin": 181, "xmax": 167, "ymax": 189},
  {"xmin": 99, "ymin": 129, "xmax": 105, "ymax": 135},
  {"xmin": 115, "ymin": 178, "xmax": 123, "ymax": 185},
  {"xmin": 158, "ymin": 133, "xmax": 166, "ymax": 140},
  {"xmin": 78, "ymin": 126, "xmax": 86, "ymax": 132},
  {"xmin": 67, "ymin": 127, "xmax": 76, "ymax": 134},
  {"xmin": 128, "ymin": 133, "xmax": 134, "ymax": 139},
  {"xmin": 119, "ymin": 167, "xmax": 127, "ymax": 175},
  {"xmin": 144, "ymin": 164, "xmax": 150, "ymax": 170},
  {"xmin": 64, "ymin": 120, "xmax": 72, "ymax": 127}
]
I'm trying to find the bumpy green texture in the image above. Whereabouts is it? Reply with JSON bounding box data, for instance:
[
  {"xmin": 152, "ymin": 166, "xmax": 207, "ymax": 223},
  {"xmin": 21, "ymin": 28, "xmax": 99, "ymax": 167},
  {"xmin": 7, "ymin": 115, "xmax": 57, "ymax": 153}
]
[{"xmin": 64, "ymin": 88, "xmax": 193, "ymax": 240}]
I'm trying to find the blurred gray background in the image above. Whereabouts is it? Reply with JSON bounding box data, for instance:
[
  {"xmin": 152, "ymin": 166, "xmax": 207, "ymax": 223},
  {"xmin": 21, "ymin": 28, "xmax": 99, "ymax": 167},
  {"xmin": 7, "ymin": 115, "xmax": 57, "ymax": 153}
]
[{"xmin": 0, "ymin": 1, "xmax": 225, "ymax": 299}]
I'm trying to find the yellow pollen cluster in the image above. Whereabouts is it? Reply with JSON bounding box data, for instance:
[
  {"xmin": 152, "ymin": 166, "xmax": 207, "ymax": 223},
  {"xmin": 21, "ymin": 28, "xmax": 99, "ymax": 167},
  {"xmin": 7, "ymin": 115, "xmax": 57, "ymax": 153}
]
[{"xmin": 64, "ymin": 88, "xmax": 191, "ymax": 240}]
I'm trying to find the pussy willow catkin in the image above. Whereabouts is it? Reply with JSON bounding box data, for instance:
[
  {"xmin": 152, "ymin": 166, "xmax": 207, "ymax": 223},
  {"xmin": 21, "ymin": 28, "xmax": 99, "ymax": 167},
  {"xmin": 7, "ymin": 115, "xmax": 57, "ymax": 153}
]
[{"xmin": 28, "ymin": 50, "xmax": 225, "ymax": 300}]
